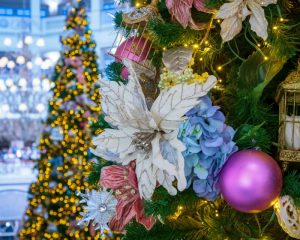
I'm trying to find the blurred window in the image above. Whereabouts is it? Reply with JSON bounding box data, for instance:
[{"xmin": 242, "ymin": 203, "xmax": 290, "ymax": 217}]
[
  {"xmin": 101, "ymin": 0, "xmax": 116, "ymax": 25},
  {"xmin": 0, "ymin": 8, "xmax": 29, "ymax": 17},
  {"xmin": 103, "ymin": 0, "xmax": 116, "ymax": 10}
]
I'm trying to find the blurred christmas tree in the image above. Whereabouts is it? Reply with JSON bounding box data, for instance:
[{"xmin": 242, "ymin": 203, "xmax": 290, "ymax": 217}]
[{"xmin": 20, "ymin": 1, "xmax": 101, "ymax": 239}]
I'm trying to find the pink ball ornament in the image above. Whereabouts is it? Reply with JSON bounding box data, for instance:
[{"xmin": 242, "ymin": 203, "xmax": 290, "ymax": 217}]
[
  {"xmin": 115, "ymin": 36, "xmax": 151, "ymax": 63},
  {"xmin": 218, "ymin": 150, "xmax": 282, "ymax": 213},
  {"xmin": 121, "ymin": 67, "xmax": 129, "ymax": 80}
]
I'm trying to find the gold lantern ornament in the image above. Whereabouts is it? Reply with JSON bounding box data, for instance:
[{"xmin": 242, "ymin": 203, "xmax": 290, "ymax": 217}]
[
  {"xmin": 108, "ymin": 0, "xmax": 160, "ymax": 71},
  {"xmin": 276, "ymin": 61, "xmax": 300, "ymax": 169},
  {"xmin": 108, "ymin": 0, "xmax": 161, "ymax": 105}
]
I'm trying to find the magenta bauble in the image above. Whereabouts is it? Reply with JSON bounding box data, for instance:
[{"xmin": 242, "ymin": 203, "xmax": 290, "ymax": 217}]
[
  {"xmin": 218, "ymin": 150, "xmax": 282, "ymax": 213},
  {"xmin": 115, "ymin": 36, "xmax": 152, "ymax": 63},
  {"xmin": 121, "ymin": 67, "xmax": 129, "ymax": 80}
]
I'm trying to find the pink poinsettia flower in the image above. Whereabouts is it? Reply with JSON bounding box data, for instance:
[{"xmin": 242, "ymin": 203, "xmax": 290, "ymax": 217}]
[
  {"xmin": 166, "ymin": 0, "xmax": 214, "ymax": 30},
  {"xmin": 100, "ymin": 162, "xmax": 155, "ymax": 232}
]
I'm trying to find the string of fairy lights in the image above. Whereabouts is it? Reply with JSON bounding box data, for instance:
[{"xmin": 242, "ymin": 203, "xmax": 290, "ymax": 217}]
[{"xmin": 159, "ymin": 16, "xmax": 286, "ymax": 77}]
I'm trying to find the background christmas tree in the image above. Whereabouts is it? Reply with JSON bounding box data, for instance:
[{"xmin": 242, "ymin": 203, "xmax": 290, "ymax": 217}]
[
  {"xmin": 20, "ymin": 1, "xmax": 101, "ymax": 239},
  {"xmin": 84, "ymin": 0, "xmax": 300, "ymax": 239}
]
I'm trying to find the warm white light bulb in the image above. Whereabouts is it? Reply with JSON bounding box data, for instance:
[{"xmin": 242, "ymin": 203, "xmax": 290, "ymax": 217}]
[
  {"xmin": 0, "ymin": 60, "xmax": 6, "ymax": 68},
  {"xmin": 16, "ymin": 55, "xmax": 26, "ymax": 65},
  {"xmin": 34, "ymin": 57, "xmax": 43, "ymax": 66},
  {"xmin": 26, "ymin": 61, "xmax": 33, "ymax": 70},
  {"xmin": 16, "ymin": 150, "xmax": 22, "ymax": 158},
  {"xmin": 47, "ymin": 0, "xmax": 59, "ymax": 15},
  {"xmin": 17, "ymin": 40, "xmax": 23, "ymax": 49},
  {"xmin": 42, "ymin": 78, "xmax": 51, "ymax": 91},
  {"xmin": 41, "ymin": 60, "xmax": 49, "ymax": 70},
  {"xmin": 19, "ymin": 78, "xmax": 27, "ymax": 88},
  {"xmin": 44, "ymin": 51, "xmax": 60, "ymax": 64},
  {"xmin": 2, "ymin": 104, "xmax": 10, "ymax": 113},
  {"xmin": 7, "ymin": 60, "xmax": 15, "ymax": 69},
  {"xmin": 10, "ymin": 85, "xmax": 17, "ymax": 93},
  {"xmin": 36, "ymin": 103, "xmax": 45, "ymax": 112},
  {"xmin": 32, "ymin": 77, "xmax": 41, "ymax": 86},
  {"xmin": 3, "ymin": 38, "xmax": 12, "ymax": 46},
  {"xmin": 5, "ymin": 78, "xmax": 14, "ymax": 87},
  {"xmin": 0, "ymin": 57, "xmax": 8, "ymax": 67},
  {"xmin": 36, "ymin": 38, "xmax": 45, "ymax": 47},
  {"xmin": 24, "ymin": 36, "xmax": 33, "ymax": 45},
  {"xmin": 19, "ymin": 103, "xmax": 28, "ymax": 112}
]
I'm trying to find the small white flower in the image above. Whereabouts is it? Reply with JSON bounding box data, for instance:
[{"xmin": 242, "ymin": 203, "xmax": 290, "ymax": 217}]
[
  {"xmin": 77, "ymin": 189, "xmax": 117, "ymax": 232},
  {"xmin": 215, "ymin": 0, "xmax": 277, "ymax": 42}
]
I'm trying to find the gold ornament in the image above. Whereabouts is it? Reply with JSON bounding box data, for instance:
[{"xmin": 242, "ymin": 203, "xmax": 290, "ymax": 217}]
[
  {"xmin": 274, "ymin": 195, "xmax": 300, "ymax": 239},
  {"xmin": 276, "ymin": 60, "xmax": 300, "ymax": 170},
  {"xmin": 122, "ymin": 0, "xmax": 160, "ymax": 26},
  {"xmin": 108, "ymin": 0, "xmax": 160, "ymax": 72},
  {"xmin": 162, "ymin": 47, "xmax": 193, "ymax": 73}
]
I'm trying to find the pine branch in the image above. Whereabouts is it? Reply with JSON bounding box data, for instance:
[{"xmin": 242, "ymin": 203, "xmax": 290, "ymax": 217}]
[
  {"xmin": 90, "ymin": 113, "xmax": 111, "ymax": 132},
  {"xmin": 114, "ymin": 11, "xmax": 132, "ymax": 37},
  {"xmin": 235, "ymin": 123, "xmax": 272, "ymax": 152},
  {"xmin": 144, "ymin": 187, "xmax": 199, "ymax": 220},
  {"xmin": 282, "ymin": 171, "xmax": 300, "ymax": 207},
  {"xmin": 124, "ymin": 221, "xmax": 187, "ymax": 240},
  {"xmin": 87, "ymin": 160, "xmax": 113, "ymax": 185},
  {"xmin": 105, "ymin": 62, "xmax": 126, "ymax": 82},
  {"xmin": 148, "ymin": 20, "xmax": 201, "ymax": 47}
]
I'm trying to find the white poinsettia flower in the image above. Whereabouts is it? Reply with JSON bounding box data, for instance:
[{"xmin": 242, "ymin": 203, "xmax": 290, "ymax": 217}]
[
  {"xmin": 215, "ymin": 0, "xmax": 277, "ymax": 42},
  {"xmin": 91, "ymin": 59, "xmax": 217, "ymax": 200}
]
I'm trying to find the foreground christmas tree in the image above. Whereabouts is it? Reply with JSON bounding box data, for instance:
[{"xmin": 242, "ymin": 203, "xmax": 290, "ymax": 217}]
[
  {"xmin": 78, "ymin": 0, "xmax": 300, "ymax": 239},
  {"xmin": 20, "ymin": 2, "xmax": 101, "ymax": 239}
]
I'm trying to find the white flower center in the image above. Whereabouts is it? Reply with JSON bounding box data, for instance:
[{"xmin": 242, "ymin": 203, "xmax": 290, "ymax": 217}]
[
  {"xmin": 132, "ymin": 131, "xmax": 158, "ymax": 152},
  {"xmin": 99, "ymin": 203, "xmax": 107, "ymax": 213}
]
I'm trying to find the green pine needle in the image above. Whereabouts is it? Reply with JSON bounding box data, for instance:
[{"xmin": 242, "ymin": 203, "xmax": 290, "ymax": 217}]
[
  {"xmin": 148, "ymin": 20, "xmax": 201, "ymax": 48},
  {"xmin": 282, "ymin": 171, "xmax": 300, "ymax": 207},
  {"xmin": 90, "ymin": 114, "xmax": 111, "ymax": 133},
  {"xmin": 87, "ymin": 160, "xmax": 113, "ymax": 185},
  {"xmin": 235, "ymin": 123, "xmax": 272, "ymax": 152},
  {"xmin": 105, "ymin": 62, "xmax": 126, "ymax": 83}
]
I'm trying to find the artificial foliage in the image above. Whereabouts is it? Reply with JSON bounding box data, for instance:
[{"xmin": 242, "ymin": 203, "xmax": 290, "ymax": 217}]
[
  {"xmin": 87, "ymin": 0, "xmax": 300, "ymax": 239},
  {"xmin": 282, "ymin": 171, "xmax": 300, "ymax": 208},
  {"xmin": 105, "ymin": 62, "xmax": 126, "ymax": 83},
  {"xmin": 19, "ymin": 2, "xmax": 102, "ymax": 239}
]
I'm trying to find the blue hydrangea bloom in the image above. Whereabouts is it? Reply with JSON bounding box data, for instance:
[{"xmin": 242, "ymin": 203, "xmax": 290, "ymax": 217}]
[{"xmin": 178, "ymin": 96, "xmax": 237, "ymax": 200}]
